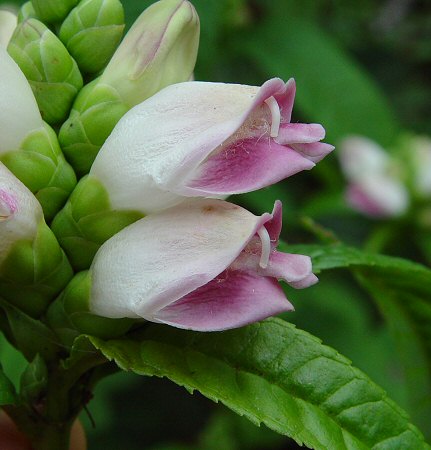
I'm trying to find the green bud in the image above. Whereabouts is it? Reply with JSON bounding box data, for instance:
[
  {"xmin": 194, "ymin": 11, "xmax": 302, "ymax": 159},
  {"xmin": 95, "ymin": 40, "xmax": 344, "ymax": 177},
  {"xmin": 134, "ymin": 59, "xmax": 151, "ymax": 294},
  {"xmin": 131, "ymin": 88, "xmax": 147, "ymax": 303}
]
[
  {"xmin": 47, "ymin": 271, "xmax": 134, "ymax": 341},
  {"xmin": 7, "ymin": 18, "xmax": 83, "ymax": 124},
  {"xmin": 0, "ymin": 220, "xmax": 73, "ymax": 318},
  {"xmin": 1, "ymin": 123, "xmax": 77, "ymax": 220},
  {"xmin": 59, "ymin": 0, "xmax": 124, "ymax": 74},
  {"xmin": 17, "ymin": 2, "xmax": 37, "ymax": 22},
  {"xmin": 31, "ymin": 0, "xmax": 78, "ymax": 23},
  {"xmin": 20, "ymin": 354, "xmax": 48, "ymax": 402},
  {"xmin": 51, "ymin": 175, "xmax": 142, "ymax": 270},
  {"xmin": 59, "ymin": 0, "xmax": 199, "ymax": 175}
]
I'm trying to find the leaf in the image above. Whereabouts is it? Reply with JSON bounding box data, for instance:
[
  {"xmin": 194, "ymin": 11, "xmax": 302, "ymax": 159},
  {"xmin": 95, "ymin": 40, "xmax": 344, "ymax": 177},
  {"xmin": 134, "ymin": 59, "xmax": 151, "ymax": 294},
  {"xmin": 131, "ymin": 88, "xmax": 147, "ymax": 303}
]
[
  {"xmin": 86, "ymin": 319, "xmax": 428, "ymax": 450},
  {"xmin": 288, "ymin": 243, "xmax": 431, "ymax": 437},
  {"xmin": 0, "ymin": 364, "xmax": 16, "ymax": 406},
  {"xmin": 237, "ymin": 12, "xmax": 398, "ymax": 145}
]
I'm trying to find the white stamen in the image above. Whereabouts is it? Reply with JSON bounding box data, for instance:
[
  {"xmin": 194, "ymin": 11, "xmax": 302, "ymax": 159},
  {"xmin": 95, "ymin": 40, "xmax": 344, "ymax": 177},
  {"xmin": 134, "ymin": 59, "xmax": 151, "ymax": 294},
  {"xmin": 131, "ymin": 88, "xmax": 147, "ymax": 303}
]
[
  {"xmin": 264, "ymin": 96, "xmax": 281, "ymax": 138},
  {"xmin": 257, "ymin": 226, "xmax": 271, "ymax": 269}
]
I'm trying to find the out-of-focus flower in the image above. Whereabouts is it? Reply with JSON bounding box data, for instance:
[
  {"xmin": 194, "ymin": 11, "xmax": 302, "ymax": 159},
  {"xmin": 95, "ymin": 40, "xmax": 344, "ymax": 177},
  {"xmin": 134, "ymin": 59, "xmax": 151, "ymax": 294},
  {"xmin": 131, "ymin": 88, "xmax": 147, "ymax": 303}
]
[
  {"xmin": 406, "ymin": 136, "xmax": 431, "ymax": 197},
  {"xmin": 59, "ymin": 0, "xmax": 125, "ymax": 74},
  {"xmin": 8, "ymin": 18, "xmax": 83, "ymax": 124},
  {"xmin": 52, "ymin": 77, "xmax": 333, "ymax": 269},
  {"xmin": 85, "ymin": 199, "xmax": 317, "ymax": 331},
  {"xmin": 0, "ymin": 163, "xmax": 73, "ymax": 317},
  {"xmin": 0, "ymin": 9, "xmax": 17, "ymax": 47},
  {"xmin": 339, "ymin": 136, "xmax": 409, "ymax": 217},
  {"xmin": 91, "ymin": 77, "xmax": 333, "ymax": 214},
  {"xmin": 59, "ymin": 0, "xmax": 200, "ymax": 175},
  {"xmin": 0, "ymin": 47, "xmax": 76, "ymax": 219}
]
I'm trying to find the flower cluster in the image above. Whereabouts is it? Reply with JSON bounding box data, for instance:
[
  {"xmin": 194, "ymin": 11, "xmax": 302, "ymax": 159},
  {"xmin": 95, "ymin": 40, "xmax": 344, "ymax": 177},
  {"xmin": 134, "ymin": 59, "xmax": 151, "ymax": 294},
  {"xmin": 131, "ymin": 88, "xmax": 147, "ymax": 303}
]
[
  {"xmin": 339, "ymin": 135, "xmax": 431, "ymax": 220},
  {"xmin": 0, "ymin": 0, "xmax": 333, "ymax": 336}
]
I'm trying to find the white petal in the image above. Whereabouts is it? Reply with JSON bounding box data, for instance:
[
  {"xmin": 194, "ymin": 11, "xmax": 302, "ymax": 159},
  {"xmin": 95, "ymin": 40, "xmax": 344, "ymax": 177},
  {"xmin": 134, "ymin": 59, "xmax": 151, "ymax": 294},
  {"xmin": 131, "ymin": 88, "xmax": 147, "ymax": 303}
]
[
  {"xmin": 0, "ymin": 9, "xmax": 17, "ymax": 48},
  {"xmin": 0, "ymin": 162, "xmax": 43, "ymax": 264},
  {"xmin": 0, "ymin": 47, "xmax": 42, "ymax": 154}
]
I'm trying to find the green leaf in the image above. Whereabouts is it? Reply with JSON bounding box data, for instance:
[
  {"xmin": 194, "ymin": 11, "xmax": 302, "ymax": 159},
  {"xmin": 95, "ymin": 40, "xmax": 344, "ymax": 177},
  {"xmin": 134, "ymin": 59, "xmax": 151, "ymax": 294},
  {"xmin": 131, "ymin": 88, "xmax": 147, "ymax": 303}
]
[
  {"xmin": 0, "ymin": 364, "xmax": 16, "ymax": 406},
  {"xmin": 288, "ymin": 243, "xmax": 431, "ymax": 438},
  {"xmin": 238, "ymin": 12, "xmax": 398, "ymax": 145},
  {"xmin": 87, "ymin": 319, "xmax": 428, "ymax": 450}
]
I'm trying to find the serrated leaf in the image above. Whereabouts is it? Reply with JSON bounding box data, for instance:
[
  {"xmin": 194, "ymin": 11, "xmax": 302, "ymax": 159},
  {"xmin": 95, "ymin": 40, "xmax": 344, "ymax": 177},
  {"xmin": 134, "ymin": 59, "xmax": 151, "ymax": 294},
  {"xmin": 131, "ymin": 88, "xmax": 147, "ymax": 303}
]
[
  {"xmin": 86, "ymin": 318, "xmax": 428, "ymax": 450},
  {"xmin": 288, "ymin": 243, "xmax": 431, "ymax": 438}
]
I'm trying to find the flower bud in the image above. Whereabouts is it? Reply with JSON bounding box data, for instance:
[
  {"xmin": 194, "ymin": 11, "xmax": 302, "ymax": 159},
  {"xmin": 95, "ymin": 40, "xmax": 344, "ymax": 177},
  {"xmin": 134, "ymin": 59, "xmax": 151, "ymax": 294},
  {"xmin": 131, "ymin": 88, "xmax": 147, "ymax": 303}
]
[
  {"xmin": 31, "ymin": 0, "xmax": 79, "ymax": 23},
  {"xmin": 51, "ymin": 175, "xmax": 142, "ymax": 270},
  {"xmin": 0, "ymin": 47, "xmax": 76, "ymax": 219},
  {"xmin": 17, "ymin": 2, "xmax": 37, "ymax": 21},
  {"xmin": 0, "ymin": 163, "xmax": 73, "ymax": 317},
  {"xmin": 47, "ymin": 271, "xmax": 134, "ymax": 343},
  {"xmin": 59, "ymin": 0, "xmax": 125, "ymax": 74},
  {"xmin": 87, "ymin": 199, "xmax": 317, "ymax": 331},
  {"xmin": 7, "ymin": 18, "xmax": 83, "ymax": 124},
  {"xmin": 339, "ymin": 136, "xmax": 409, "ymax": 218},
  {"xmin": 59, "ymin": 0, "xmax": 200, "ymax": 176},
  {"xmin": 404, "ymin": 136, "xmax": 431, "ymax": 198},
  {"xmin": 0, "ymin": 9, "xmax": 17, "ymax": 48},
  {"xmin": 53, "ymin": 77, "xmax": 333, "ymax": 268}
]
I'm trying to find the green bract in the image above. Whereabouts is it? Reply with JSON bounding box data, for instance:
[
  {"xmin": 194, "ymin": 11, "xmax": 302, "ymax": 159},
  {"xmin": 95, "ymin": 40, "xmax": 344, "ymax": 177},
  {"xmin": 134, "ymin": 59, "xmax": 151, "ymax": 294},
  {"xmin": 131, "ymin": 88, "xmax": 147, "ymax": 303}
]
[
  {"xmin": 31, "ymin": 0, "xmax": 78, "ymax": 23},
  {"xmin": 59, "ymin": 0, "xmax": 124, "ymax": 74},
  {"xmin": 1, "ymin": 123, "xmax": 77, "ymax": 220},
  {"xmin": 51, "ymin": 175, "xmax": 142, "ymax": 269},
  {"xmin": 17, "ymin": 2, "xmax": 37, "ymax": 22},
  {"xmin": 7, "ymin": 18, "xmax": 83, "ymax": 124},
  {"xmin": 0, "ymin": 219, "xmax": 73, "ymax": 318},
  {"xmin": 47, "ymin": 271, "xmax": 134, "ymax": 344},
  {"xmin": 59, "ymin": 0, "xmax": 200, "ymax": 176}
]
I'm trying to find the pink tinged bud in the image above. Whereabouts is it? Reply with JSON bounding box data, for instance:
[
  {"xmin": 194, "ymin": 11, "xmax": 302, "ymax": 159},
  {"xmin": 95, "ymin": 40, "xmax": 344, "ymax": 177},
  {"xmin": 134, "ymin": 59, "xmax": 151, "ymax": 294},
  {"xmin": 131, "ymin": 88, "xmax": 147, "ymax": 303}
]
[
  {"xmin": 91, "ymin": 78, "xmax": 333, "ymax": 215},
  {"xmin": 339, "ymin": 136, "xmax": 409, "ymax": 218},
  {"xmin": 0, "ymin": 47, "xmax": 42, "ymax": 154},
  {"xmin": 0, "ymin": 163, "xmax": 42, "ymax": 263},
  {"xmin": 90, "ymin": 199, "xmax": 317, "ymax": 331}
]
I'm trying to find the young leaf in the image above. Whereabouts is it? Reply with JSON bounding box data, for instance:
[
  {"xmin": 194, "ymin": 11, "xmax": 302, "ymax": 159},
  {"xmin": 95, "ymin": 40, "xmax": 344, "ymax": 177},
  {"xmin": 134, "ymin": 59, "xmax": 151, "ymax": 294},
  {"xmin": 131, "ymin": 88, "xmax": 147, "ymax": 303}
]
[
  {"xmin": 288, "ymin": 243, "xmax": 431, "ymax": 438},
  {"xmin": 87, "ymin": 318, "xmax": 428, "ymax": 450}
]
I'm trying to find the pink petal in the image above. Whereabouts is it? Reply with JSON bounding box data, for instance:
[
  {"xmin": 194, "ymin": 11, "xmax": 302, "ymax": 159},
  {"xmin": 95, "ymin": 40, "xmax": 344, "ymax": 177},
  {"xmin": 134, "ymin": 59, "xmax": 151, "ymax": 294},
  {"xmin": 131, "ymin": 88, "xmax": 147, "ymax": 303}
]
[
  {"xmin": 265, "ymin": 200, "xmax": 282, "ymax": 243},
  {"xmin": 180, "ymin": 137, "xmax": 315, "ymax": 196},
  {"xmin": 275, "ymin": 123, "xmax": 326, "ymax": 144},
  {"xmin": 276, "ymin": 78, "xmax": 296, "ymax": 122},
  {"xmin": 290, "ymin": 142, "xmax": 335, "ymax": 163},
  {"xmin": 152, "ymin": 269, "xmax": 293, "ymax": 331}
]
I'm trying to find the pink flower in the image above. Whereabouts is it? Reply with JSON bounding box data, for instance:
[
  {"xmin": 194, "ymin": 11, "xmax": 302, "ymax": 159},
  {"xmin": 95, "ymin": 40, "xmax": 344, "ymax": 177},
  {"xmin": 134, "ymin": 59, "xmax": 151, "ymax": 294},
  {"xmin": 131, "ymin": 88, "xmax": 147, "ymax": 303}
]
[
  {"xmin": 90, "ymin": 77, "xmax": 334, "ymax": 214},
  {"xmin": 89, "ymin": 199, "xmax": 317, "ymax": 331}
]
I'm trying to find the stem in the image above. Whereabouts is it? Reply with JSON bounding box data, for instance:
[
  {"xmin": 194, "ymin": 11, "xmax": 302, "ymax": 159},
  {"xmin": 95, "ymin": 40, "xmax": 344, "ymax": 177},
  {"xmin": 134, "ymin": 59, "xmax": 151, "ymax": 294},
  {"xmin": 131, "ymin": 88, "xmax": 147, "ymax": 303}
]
[{"xmin": 3, "ymin": 350, "xmax": 107, "ymax": 449}]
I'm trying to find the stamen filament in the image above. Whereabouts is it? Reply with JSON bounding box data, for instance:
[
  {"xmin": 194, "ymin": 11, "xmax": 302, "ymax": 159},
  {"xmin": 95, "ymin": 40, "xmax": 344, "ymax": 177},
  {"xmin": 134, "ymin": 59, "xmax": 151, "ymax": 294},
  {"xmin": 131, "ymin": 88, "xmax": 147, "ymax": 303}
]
[
  {"xmin": 264, "ymin": 96, "xmax": 281, "ymax": 138},
  {"xmin": 257, "ymin": 226, "xmax": 271, "ymax": 269}
]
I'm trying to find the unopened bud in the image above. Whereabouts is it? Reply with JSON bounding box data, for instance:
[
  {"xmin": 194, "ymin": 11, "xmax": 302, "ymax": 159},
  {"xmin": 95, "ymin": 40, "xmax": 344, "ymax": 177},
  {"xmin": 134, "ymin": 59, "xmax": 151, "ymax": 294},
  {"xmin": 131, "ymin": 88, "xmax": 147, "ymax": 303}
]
[
  {"xmin": 8, "ymin": 18, "xmax": 83, "ymax": 124},
  {"xmin": 31, "ymin": 0, "xmax": 79, "ymax": 23},
  {"xmin": 59, "ymin": 0, "xmax": 199, "ymax": 175},
  {"xmin": 59, "ymin": 0, "xmax": 124, "ymax": 74}
]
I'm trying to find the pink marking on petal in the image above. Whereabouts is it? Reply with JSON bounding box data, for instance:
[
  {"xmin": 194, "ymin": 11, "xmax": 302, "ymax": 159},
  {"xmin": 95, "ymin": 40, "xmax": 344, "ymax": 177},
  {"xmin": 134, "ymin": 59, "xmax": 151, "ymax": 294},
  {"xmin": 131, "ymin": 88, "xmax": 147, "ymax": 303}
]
[
  {"xmin": 182, "ymin": 138, "xmax": 315, "ymax": 196},
  {"xmin": 275, "ymin": 123, "xmax": 326, "ymax": 145},
  {"xmin": 346, "ymin": 184, "xmax": 392, "ymax": 217},
  {"xmin": 152, "ymin": 269, "xmax": 293, "ymax": 331},
  {"xmin": 290, "ymin": 142, "xmax": 335, "ymax": 163},
  {"xmin": 0, "ymin": 189, "xmax": 17, "ymax": 221}
]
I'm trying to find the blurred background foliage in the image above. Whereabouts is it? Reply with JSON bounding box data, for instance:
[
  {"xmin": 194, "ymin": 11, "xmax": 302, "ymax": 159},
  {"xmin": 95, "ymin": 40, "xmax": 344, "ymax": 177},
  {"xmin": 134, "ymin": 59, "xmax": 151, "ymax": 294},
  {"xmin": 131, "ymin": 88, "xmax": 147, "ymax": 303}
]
[{"xmin": 2, "ymin": 0, "xmax": 431, "ymax": 448}]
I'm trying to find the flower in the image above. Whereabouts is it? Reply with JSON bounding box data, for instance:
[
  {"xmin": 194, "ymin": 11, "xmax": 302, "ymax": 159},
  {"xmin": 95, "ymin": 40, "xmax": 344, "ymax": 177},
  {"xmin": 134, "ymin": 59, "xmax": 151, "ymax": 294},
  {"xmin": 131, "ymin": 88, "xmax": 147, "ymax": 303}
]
[
  {"xmin": 90, "ymin": 77, "xmax": 334, "ymax": 214},
  {"xmin": 88, "ymin": 199, "xmax": 317, "ymax": 331},
  {"xmin": 338, "ymin": 136, "xmax": 409, "ymax": 217}
]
